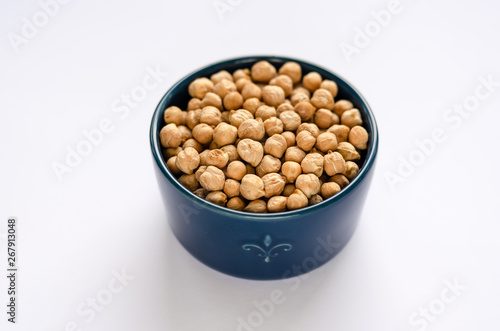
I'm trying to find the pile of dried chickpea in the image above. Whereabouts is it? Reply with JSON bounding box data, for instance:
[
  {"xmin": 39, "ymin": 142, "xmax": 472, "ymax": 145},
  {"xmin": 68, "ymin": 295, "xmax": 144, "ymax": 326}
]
[{"xmin": 160, "ymin": 60, "xmax": 369, "ymax": 213}]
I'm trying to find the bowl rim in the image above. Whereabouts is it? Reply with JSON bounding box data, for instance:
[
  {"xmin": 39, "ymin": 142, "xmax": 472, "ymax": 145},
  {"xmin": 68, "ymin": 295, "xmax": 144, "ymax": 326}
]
[{"xmin": 150, "ymin": 55, "xmax": 379, "ymax": 221}]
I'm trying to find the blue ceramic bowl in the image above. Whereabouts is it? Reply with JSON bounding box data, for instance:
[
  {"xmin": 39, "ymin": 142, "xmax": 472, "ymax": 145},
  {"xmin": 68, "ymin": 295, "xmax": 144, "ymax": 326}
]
[{"xmin": 150, "ymin": 56, "xmax": 378, "ymax": 280}]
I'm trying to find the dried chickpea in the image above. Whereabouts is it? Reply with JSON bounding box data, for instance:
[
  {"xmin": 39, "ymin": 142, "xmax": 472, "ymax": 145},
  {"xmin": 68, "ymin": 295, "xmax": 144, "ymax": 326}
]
[
  {"xmin": 221, "ymin": 110, "xmax": 230, "ymax": 123},
  {"xmin": 178, "ymin": 125, "xmax": 192, "ymax": 144},
  {"xmin": 194, "ymin": 165, "xmax": 207, "ymax": 182},
  {"xmin": 227, "ymin": 197, "xmax": 245, "ymax": 211},
  {"xmin": 166, "ymin": 156, "xmax": 182, "ymax": 176},
  {"xmin": 334, "ymin": 100, "xmax": 353, "ymax": 116},
  {"xmin": 314, "ymin": 108, "xmax": 334, "ymax": 129},
  {"xmin": 240, "ymin": 174, "xmax": 266, "ymax": 200},
  {"xmin": 224, "ymin": 91, "xmax": 244, "ymax": 110},
  {"xmin": 226, "ymin": 160, "xmax": 246, "ymax": 180},
  {"xmin": 233, "ymin": 68, "xmax": 250, "ymax": 81},
  {"xmin": 270, "ymin": 75, "xmax": 293, "ymax": 96},
  {"xmin": 200, "ymin": 92, "xmax": 223, "ymax": 110},
  {"xmin": 192, "ymin": 123, "xmax": 214, "ymax": 144},
  {"xmin": 199, "ymin": 166, "xmax": 225, "ymax": 191},
  {"xmin": 315, "ymin": 132, "xmax": 338, "ymax": 153},
  {"xmin": 330, "ymin": 174, "xmax": 350, "ymax": 188},
  {"xmin": 348, "ymin": 125, "xmax": 369, "ymax": 150},
  {"xmin": 337, "ymin": 142, "xmax": 361, "ymax": 161},
  {"xmin": 244, "ymin": 200, "xmax": 267, "ymax": 213},
  {"xmin": 287, "ymin": 189, "xmax": 308, "ymax": 210},
  {"xmin": 200, "ymin": 106, "xmax": 222, "ymax": 126},
  {"xmin": 310, "ymin": 89, "xmax": 334, "ymax": 110},
  {"xmin": 279, "ymin": 110, "xmax": 301, "ymax": 131},
  {"xmin": 209, "ymin": 140, "xmax": 218, "ymax": 150},
  {"xmin": 237, "ymin": 139, "xmax": 263, "ymax": 167},
  {"xmin": 301, "ymin": 152, "xmax": 324, "ymax": 177},
  {"xmin": 290, "ymin": 92, "xmax": 310, "ymax": 106},
  {"xmin": 224, "ymin": 179, "xmax": 240, "ymax": 198},
  {"xmin": 188, "ymin": 77, "xmax": 214, "ymax": 99},
  {"xmin": 198, "ymin": 150, "xmax": 210, "ymax": 166},
  {"xmin": 164, "ymin": 146, "xmax": 182, "ymax": 158},
  {"xmin": 281, "ymin": 161, "xmax": 302, "ymax": 183},
  {"xmin": 320, "ymin": 80, "xmax": 338, "ymax": 98},
  {"xmin": 281, "ymin": 131, "xmax": 296, "ymax": 148},
  {"xmin": 264, "ymin": 134, "xmax": 288, "ymax": 158},
  {"xmin": 309, "ymin": 194, "xmax": 323, "ymax": 205},
  {"xmin": 296, "ymin": 130, "xmax": 316, "ymax": 152},
  {"xmin": 164, "ymin": 106, "xmax": 184, "ymax": 125},
  {"xmin": 295, "ymin": 174, "xmax": 321, "ymax": 198},
  {"xmin": 278, "ymin": 62, "xmax": 302, "ymax": 83},
  {"xmin": 294, "ymin": 101, "xmax": 316, "ymax": 121},
  {"xmin": 193, "ymin": 188, "xmax": 209, "ymax": 198},
  {"xmin": 241, "ymin": 82, "xmax": 262, "ymax": 100},
  {"xmin": 256, "ymin": 155, "xmax": 281, "ymax": 177},
  {"xmin": 243, "ymin": 97, "xmax": 261, "ymax": 114},
  {"xmin": 237, "ymin": 118, "xmax": 265, "ymax": 141},
  {"xmin": 263, "ymin": 117, "xmax": 284, "ymax": 136},
  {"xmin": 221, "ymin": 145, "xmax": 239, "ymax": 162},
  {"xmin": 341, "ymin": 108, "xmax": 363, "ymax": 128},
  {"xmin": 324, "ymin": 151, "xmax": 346, "ymax": 176},
  {"xmin": 268, "ymin": 196, "xmax": 287, "ymax": 213},
  {"xmin": 328, "ymin": 124, "xmax": 350, "ymax": 143},
  {"xmin": 262, "ymin": 173, "xmax": 286, "ymax": 198},
  {"xmin": 229, "ymin": 109, "xmax": 253, "ymax": 128},
  {"xmin": 204, "ymin": 149, "xmax": 229, "ymax": 168},
  {"xmin": 178, "ymin": 174, "xmax": 199, "ymax": 191},
  {"xmin": 186, "ymin": 109, "xmax": 202, "ymax": 129},
  {"xmin": 291, "ymin": 86, "xmax": 311, "ymax": 98},
  {"xmin": 160, "ymin": 123, "xmax": 182, "ymax": 148},
  {"xmin": 213, "ymin": 79, "xmax": 237, "ymax": 98},
  {"xmin": 251, "ymin": 60, "xmax": 277, "ymax": 83},
  {"xmin": 297, "ymin": 123, "xmax": 320, "ymax": 138},
  {"xmin": 255, "ymin": 105, "xmax": 277, "ymax": 121},
  {"xmin": 236, "ymin": 77, "xmax": 251, "ymax": 91},
  {"xmin": 175, "ymin": 147, "xmax": 200, "ymax": 174},
  {"xmin": 211, "ymin": 70, "xmax": 233, "ymax": 84},
  {"xmin": 187, "ymin": 98, "xmax": 202, "ymax": 111},
  {"xmin": 321, "ymin": 182, "xmax": 341, "ymax": 199},
  {"xmin": 262, "ymin": 85, "xmax": 285, "ymax": 107},
  {"xmin": 285, "ymin": 146, "xmax": 306, "ymax": 163},
  {"xmin": 206, "ymin": 191, "xmax": 228, "ymax": 206},
  {"xmin": 344, "ymin": 161, "xmax": 360, "ymax": 180},
  {"xmin": 213, "ymin": 122, "xmax": 237, "ymax": 147},
  {"xmin": 302, "ymin": 72, "xmax": 322, "ymax": 91},
  {"xmin": 282, "ymin": 184, "xmax": 295, "ymax": 197}
]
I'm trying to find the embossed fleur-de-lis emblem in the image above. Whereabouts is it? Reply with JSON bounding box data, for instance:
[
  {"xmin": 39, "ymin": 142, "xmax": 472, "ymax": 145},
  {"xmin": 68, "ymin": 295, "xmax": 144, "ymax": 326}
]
[{"xmin": 242, "ymin": 235, "xmax": 292, "ymax": 263}]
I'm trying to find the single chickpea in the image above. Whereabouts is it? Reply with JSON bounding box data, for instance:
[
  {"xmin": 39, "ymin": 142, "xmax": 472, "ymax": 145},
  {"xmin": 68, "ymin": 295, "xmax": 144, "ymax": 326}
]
[
  {"xmin": 279, "ymin": 110, "xmax": 302, "ymax": 131},
  {"xmin": 199, "ymin": 166, "xmax": 225, "ymax": 191},
  {"xmin": 221, "ymin": 145, "xmax": 239, "ymax": 162},
  {"xmin": 213, "ymin": 122, "xmax": 237, "ymax": 147},
  {"xmin": 223, "ymin": 91, "xmax": 244, "ymax": 110},
  {"xmin": 256, "ymin": 155, "xmax": 281, "ymax": 177},
  {"xmin": 295, "ymin": 174, "xmax": 321, "ymax": 198},
  {"xmin": 244, "ymin": 200, "xmax": 268, "ymax": 213},
  {"xmin": 309, "ymin": 194, "xmax": 323, "ymax": 205},
  {"xmin": 321, "ymin": 182, "xmax": 341, "ymax": 199},
  {"xmin": 160, "ymin": 123, "xmax": 182, "ymax": 148},
  {"xmin": 236, "ymin": 77, "xmax": 251, "ymax": 91},
  {"xmin": 285, "ymin": 146, "xmax": 306, "ymax": 163},
  {"xmin": 287, "ymin": 189, "xmax": 309, "ymax": 210},
  {"xmin": 175, "ymin": 147, "xmax": 200, "ymax": 174},
  {"xmin": 213, "ymin": 79, "xmax": 237, "ymax": 98},
  {"xmin": 164, "ymin": 146, "xmax": 182, "ymax": 158},
  {"xmin": 314, "ymin": 108, "xmax": 335, "ymax": 129},
  {"xmin": 348, "ymin": 125, "xmax": 369, "ymax": 150},
  {"xmin": 192, "ymin": 123, "xmax": 214, "ymax": 144},
  {"xmin": 243, "ymin": 97, "xmax": 261, "ymax": 114},
  {"xmin": 204, "ymin": 149, "xmax": 229, "ymax": 168},
  {"xmin": 186, "ymin": 109, "xmax": 202, "ymax": 129},
  {"xmin": 227, "ymin": 197, "xmax": 246, "ymax": 211},
  {"xmin": 229, "ymin": 109, "xmax": 254, "ymax": 128},
  {"xmin": 327, "ymin": 124, "xmax": 350, "ymax": 143},
  {"xmin": 267, "ymin": 196, "xmax": 287, "ymax": 213},
  {"xmin": 223, "ymin": 179, "xmax": 240, "ymax": 198},
  {"xmin": 294, "ymin": 101, "xmax": 317, "ymax": 121},
  {"xmin": 237, "ymin": 139, "xmax": 264, "ymax": 167},
  {"xmin": 251, "ymin": 60, "xmax": 277, "ymax": 83},
  {"xmin": 198, "ymin": 150, "xmax": 210, "ymax": 166},
  {"xmin": 324, "ymin": 151, "xmax": 346, "ymax": 176},
  {"xmin": 334, "ymin": 100, "xmax": 353, "ymax": 116},
  {"xmin": 278, "ymin": 61, "xmax": 302, "ymax": 83},
  {"xmin": 166, "ymin": 156, "xmax": 182, "ymax": 176},
  {"xmin": 330, "ymin": 174, "xmax": 350, "ymax": 188},
  {"xmin": 341, "ymin": 108, "xmax": 363, "ymax": 128},
  {"xmin": 194, "ymin": 165, "xmax": 207, "ymax": 182},
  {"xmin": 187, "ymin": 98, "xmax": 202, "ymax": 111},
  {"xmin": 302, "ymin": 72, "xmax": 322, "ymax": 91},
  {"xmin": 269, "ymin": 75, "xmax": 293, "ymax": 96},
  {"xmin": 310, "ymin": 89, "xmax": 335, "ymax": 110},
  {"xmin": 344, "ymin": 161, "xmax": 360, "ymax": 180},
  {"xmin": 262, "ymin": 173, "xmax": 286, "ymax": 198},
  {"xmin": 281, "ymin": 131, "xmax": 296, "ymax": 147},
  {"xmin": 233, "ymin": 68, "xmax": 250, "ymax": 81},
  {"xmin": 262, "ymin": 85, "xmax": 285, "ymax": 107},
  {"xmin": 193, "ymin": 188, "xmax": 209, "ymax": 199},
  {"xmin": 241, "ymin": 82, "xmax": 262, "ymax": 100},
  {"xmin": 337, "ymin": 142, "xmax": 361, "ymax": 161},
  {"xmin": 291, "ymin": 92, "xmax": 310, "ymax": 106},
  {"xmin": 263, "ymin": 117, "xmax": 284, "ymax": 136},
  {"xmin": 211, "ymin": 70, "xmax": 233, "ymax": 84},
  {"xmin": 255, "ymin": 105, "xmax": 277, "ymax": 121},
  {"xmin": 282, "ymin": 184, "xmax": 296, "ymax": 197},
  {"xmin": 320, "ymin": 80, "xmax": 338, "ymax": 98},
  {"xmin": 188, "ymin": 77, "xmax": 214, "ymax": 99},
  {"xmin": 200, "ymin": 92, "xmax": 223, "ymax": 110},
  {"xmin": 276, "ymin": 102, "xmax": 294, "ymax": 116},
  {"xmin": 301, "ymin": 150, "xmax": 324, "ymax": 175},
  {"xmin": 206, "ymin": 191, "xmax": 228, "ymax": 206},
  {"xmin": 297, "ymin": 123, "xmax": 320, "ymax": 137},
  {"xmin": 178, "ymin": 174, "xmax": 199, "ymax": 191},
  {"xmin": 164, "ymin": 106, "xmax": 184, "ymax": 125},
  {"xmin": 315, "ymin": 132, "xmax": 338, "ymax": 153},
  {"xmin": 264, "ymin": 134, "xmax": 288, "ymax": 158},
  {"xmin": 200, "ymin": 106, "xmax": 222, "ymax": 126},
  {"xmin": 296, "ymin": 130, "xmax": 316, "ymax": 152},
  {"xmin": 291, "ymin": 86, "xmax": 311, "ymax": 98},
  {"xmin": 240, "ymin": 174, "xmax": 266, "ymax": 200},
  {"xmin": 281, "ymin": 161, "xmax": 302, "ymax": 183},
  {"xmin": 177, "ymin": 125, "xmax": 192, "ymax": 144},
  {"xmin": 237, "ymin": 118, "xmax": 265, "ymax": 141},
  {"xmin": 226, "ymin": 160, "xmax": 246, "ymax": 180}
]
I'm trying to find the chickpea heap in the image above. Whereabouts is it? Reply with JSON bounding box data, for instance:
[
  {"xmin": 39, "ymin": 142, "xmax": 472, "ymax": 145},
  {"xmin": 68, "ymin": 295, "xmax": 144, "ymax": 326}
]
[{"xmin": 160, "ymin": 60, "xmax": 369, "ymax": 213}]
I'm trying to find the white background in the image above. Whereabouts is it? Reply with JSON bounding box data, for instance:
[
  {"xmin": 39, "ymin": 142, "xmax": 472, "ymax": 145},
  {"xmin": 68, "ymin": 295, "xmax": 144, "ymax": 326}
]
[{"xmin": 1, "ymin": 0, "xmax": 499, "ymax": 330}]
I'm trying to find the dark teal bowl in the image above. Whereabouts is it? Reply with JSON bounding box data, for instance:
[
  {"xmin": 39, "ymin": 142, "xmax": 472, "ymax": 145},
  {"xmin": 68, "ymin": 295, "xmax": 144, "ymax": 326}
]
[{"xmin": 150, "ymin": 56, "xmax": 378, "ymax": 280}]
